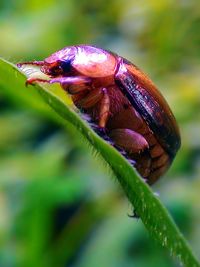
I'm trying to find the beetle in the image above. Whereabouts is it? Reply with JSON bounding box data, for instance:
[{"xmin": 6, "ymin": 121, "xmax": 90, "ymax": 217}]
[{"xmin": 17, "ymin": 45, "xmax": 181, "ymax": 185}]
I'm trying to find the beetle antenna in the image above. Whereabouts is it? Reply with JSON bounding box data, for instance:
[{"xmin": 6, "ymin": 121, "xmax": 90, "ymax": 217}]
[{"xmin": 17, "ymin": 61, "xmax": 44, "ymax": 67}]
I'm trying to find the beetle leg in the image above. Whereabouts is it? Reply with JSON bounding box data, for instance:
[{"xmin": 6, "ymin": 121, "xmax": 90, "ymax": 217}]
[
  {"xmin": 49, "ymin": 76, "xmax": 91, "ymax": 85},
  {"xmin": 75, "ymin": 87, "xmax": 103, "ymax": 109},
  {"xmin": 25, "ymin": 76, "xmax": 90, "ymax": 86},
  {"xmin": 99, "ymin": 88, "xmax": 110, "ymax": 128},
  {"xmin": 109, "ymin": 128, "xmax": 153, "ymax": 178},
  {"xmin": 25, "ymin": 77, "xmax": 50, "ymax": 86},
  {"xmin": 109, "ymin": 128, "xmax": 149, "ymax": 154},
  {"xmin": 75, "ymin": 87, "xmax": 111, "ymax": 128},
  {"xmin": 17, "ymin": 61, "xmax": 44, "ymax": 67},
  {"xmin": 68, "ymin": 84, "xmax": 91, "ymax": 95}
]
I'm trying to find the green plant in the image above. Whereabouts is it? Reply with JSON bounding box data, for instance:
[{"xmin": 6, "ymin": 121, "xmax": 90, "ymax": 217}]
[{"xmin": 0, "ymin": 57, "xmax": 199, "ymax": 267}]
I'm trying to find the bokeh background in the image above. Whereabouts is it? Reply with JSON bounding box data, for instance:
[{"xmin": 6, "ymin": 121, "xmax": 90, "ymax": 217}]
[{"xmin": 1, "ymin": 1, "xmax": 200, "ymax": 266}]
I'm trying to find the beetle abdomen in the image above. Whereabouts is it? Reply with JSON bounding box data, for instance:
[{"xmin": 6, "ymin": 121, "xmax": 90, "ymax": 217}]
[
  {"xmin": 85, "ymin": 84, "xmax": 170, "ymax": 184},
  {"xmin": 103, "ymin": 92, "xmax": 170, "ymax": 184}
]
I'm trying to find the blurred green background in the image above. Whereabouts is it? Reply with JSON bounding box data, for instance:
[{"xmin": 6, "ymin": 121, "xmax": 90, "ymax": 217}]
[{"xmin": 0, "ymin": 1, "xmax": 200, "ymax": 267}]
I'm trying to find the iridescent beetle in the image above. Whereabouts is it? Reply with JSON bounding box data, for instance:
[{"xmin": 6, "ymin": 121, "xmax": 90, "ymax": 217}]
[{"xmin": 17, "ymin": 45, "xmax": 181, "ymax": 184}]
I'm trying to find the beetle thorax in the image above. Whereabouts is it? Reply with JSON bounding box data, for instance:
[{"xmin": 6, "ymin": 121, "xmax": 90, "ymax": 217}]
[{"xmin": 72, "ymin": 45, "xmax": 117, "ymax": 78}]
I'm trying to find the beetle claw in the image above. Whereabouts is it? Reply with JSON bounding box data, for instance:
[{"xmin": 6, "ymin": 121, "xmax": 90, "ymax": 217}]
[
  {"xmin": 127, "ymin": 210, "xmax": 140, "ymax": 219},
  {"xmin": 96, "ymin": 127, "xmax": 107, "ymax": 136},
  {"xmin": 25, "ymin": 78, "xmax": 35, "ymax": 87},
  {"xmin": 25, "ymin": 80, "xmax": 31, "ymax": 87},
  {"xmin": 128, "ymin": 159, "xmax": 136, "ymax": 166},
  {"xmin": 25, "ymin": 77, "xmax": 49, "ymax": 86},
  {"xmin": 17, "ymin": 63, "xmax": 23, "ymax": 68}
]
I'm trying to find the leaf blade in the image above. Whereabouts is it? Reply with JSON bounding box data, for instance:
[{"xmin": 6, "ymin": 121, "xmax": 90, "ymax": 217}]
[{"xmin": 0, "ymin": 57, "xmax": 199, "ymax": 267}]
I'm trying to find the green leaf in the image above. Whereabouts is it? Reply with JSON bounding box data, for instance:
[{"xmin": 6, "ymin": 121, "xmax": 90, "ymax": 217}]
[{"xmin": 0, "ymin": 57, "xmax": 199, "ymax": 267}]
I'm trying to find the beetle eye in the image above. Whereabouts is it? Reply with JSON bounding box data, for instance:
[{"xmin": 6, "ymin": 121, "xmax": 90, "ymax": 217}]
[{"xmin": 59, "ymin": 59, "xmax": 72, "ymax": 73}]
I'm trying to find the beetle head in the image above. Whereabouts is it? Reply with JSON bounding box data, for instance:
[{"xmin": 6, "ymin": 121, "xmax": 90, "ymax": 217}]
[
  {"xmin": 41, "ymin": 59, "xmax": 73, "ymax": 77},
  {"xmin": 42, "ymin": 45, "xmax": 117, "ymax": 78},
  {"xmin": 41, "ymin": 46, "xmax": 77, "ymax": 77}
]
